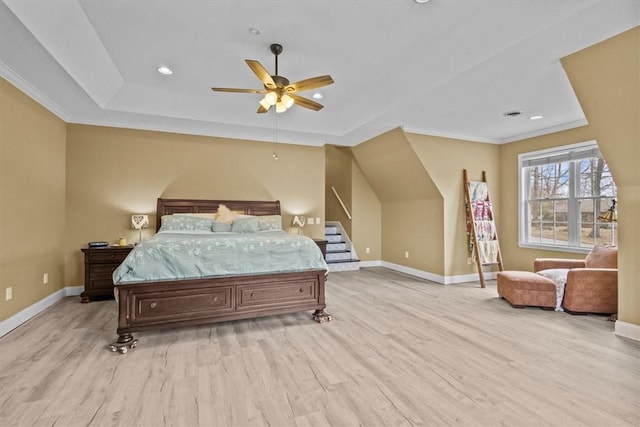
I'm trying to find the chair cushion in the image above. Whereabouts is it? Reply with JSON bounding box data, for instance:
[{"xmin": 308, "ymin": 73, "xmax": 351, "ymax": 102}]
[{"xmin": 585, "ymin": 245, "xmax": 617, "ymax": 268}]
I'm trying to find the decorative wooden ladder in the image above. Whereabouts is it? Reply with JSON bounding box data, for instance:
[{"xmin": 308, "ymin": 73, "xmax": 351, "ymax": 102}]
[{"xmin": 463, "ymin": 170, "xmax": 504, "ymax": 288}]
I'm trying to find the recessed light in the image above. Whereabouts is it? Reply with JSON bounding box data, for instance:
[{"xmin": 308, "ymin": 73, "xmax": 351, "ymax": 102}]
[
  {"xmin": 248, "ymin": 27, "xmax": 261, "ymax": 36},
  {"xmin": 157, "ymin": 66, "xmax": 173, "ymax": 75},
  {"xmin": 530, "ymin": 115, "xmax": 544, "ymax": 120},
  {"xmin": 312, "ymin": 92, "xmax": 323, "ymax": 100},
  {"xmin": 503, "ymin": 110, "xmax": 522, "ymax": 118},
  {"xmin": 414, "ymin": 0, "xmax": 431, "ymax": 3}
]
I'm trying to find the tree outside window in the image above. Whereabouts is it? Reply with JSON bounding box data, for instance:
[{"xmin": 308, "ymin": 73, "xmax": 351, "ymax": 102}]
[{"xmin": 519, "ymin": 142, "xmax": 617, "ymax": 251}]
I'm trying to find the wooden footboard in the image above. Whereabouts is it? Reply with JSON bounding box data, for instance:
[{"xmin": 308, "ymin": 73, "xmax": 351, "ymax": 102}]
[{"xmin": 110, "ymin": 269, "xmax": 329, "ymax": 353}]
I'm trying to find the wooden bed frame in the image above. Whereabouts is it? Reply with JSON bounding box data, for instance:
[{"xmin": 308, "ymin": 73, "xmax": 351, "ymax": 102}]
[{"xmin": 109, "ymin": 198, "xmax": 330, "ymax": 354}]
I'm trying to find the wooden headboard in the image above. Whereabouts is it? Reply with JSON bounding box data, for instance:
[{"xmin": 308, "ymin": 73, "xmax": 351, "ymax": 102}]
[{"xmin": 156, "ymin": 198, "xmax": 281, "ymax": 232}]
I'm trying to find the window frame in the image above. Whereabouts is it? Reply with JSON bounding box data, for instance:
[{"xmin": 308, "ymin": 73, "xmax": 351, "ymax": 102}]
[{"xmin": 518, "ymin": 140, "xmax": 616, "ymax": 254}]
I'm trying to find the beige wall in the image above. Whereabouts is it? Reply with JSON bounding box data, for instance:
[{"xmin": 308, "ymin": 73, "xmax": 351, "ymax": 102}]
[
  {"xmin": 0, "ymin": 78, "xmax": 67, "ymax": 321},
  {"xmin": 351, "ymin": 163, "xmax": 381, "ymax": 261},
  {"xmin": 407, "ymin": 134, "xmax": 501, "ymax": 276},
  {"xmin": 562, "ymin": 27, "xmax": 639, "ymax": 327},
  {"xmin": 64, "ymin": 125, "xmax": 325, "ymax": 286},
  {"xmin": 325, "ymin": 145, "xmax": 353, "ymax": 236},
  {"xmin": 382, "ymin": 199, "xmax": 444, "ymax": 274},
  {"xmin": 351, "ymin": 128, "xmax": 444, "ymax": 275}
]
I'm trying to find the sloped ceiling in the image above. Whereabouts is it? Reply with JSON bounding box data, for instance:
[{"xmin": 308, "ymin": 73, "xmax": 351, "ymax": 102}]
[
  {"xmin": 1, "ymin": 1, "xmax": 638, "ymax": 147},
  {"xmin": 351, "ymin": 127, "xmax": 441, "ymax": 202}
]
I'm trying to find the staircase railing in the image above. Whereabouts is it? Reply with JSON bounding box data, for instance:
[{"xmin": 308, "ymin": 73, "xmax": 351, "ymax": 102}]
[{"xmin": 331, "ymin": 186, "xmax": 352, "ymax": 220}]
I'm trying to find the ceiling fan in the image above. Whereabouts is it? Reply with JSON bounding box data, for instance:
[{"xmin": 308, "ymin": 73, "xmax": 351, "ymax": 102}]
[{"xmin": 211, "ymin": 43, "xmax": 334, "ymax": 114}]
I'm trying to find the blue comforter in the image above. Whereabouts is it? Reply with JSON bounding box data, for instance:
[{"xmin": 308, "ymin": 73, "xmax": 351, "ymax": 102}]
[{"xmin": 113, "ymin": 231, "xmax": 328, "ymax": 284}]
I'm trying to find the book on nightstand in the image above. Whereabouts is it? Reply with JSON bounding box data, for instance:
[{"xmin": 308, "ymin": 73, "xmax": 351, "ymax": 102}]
[{"xmin": 88, "ymin": 241, "xmax": 109, "ymax": 248}]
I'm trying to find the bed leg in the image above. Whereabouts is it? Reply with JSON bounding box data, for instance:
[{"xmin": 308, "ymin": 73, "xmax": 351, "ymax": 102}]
[
  {"xmin": 312, "ymin": 309, "xmax": 332, "ymax": 323},
  {"xmin": 109, "ymin": 333, "xmax": 138, "ymax": 354}
]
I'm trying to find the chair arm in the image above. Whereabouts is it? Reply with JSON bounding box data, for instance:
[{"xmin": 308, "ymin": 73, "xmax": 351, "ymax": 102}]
[
  {"xmin": 563, "ymin": 268, "xmax": 618, "ymax": 314},
  {"xmin": 566, "ymin": 268, "xmax": 617, "ymax": 288},
  {"xmin": 534, "ymin": 258, "xmax": 585, "ymax": 272}
]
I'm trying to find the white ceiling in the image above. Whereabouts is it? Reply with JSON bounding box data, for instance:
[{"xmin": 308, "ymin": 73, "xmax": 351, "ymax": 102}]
[{"xmin": 1, "ymin": 0, "xmax": 638, "ymax": 147}]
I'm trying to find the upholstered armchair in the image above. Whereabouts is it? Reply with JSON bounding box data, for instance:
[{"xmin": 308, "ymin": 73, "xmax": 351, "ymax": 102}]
[{"xmin": 533, "ymin": 245, "xmax": 618, "ymax": 315}]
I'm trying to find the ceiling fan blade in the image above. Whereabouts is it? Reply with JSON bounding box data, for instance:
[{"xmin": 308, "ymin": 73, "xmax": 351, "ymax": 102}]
[
  {"xmin": 245, "ymin": 60, "xmax": 277, "ymax": 89},
  {"xmin": 257, "ymin": 104, "xmax": 269, "ymax": 114},
  {"xmin": 285, "ymin": 75, "xmax": 334, "ymax": 93},
  {"xmin": 289, "ymin": 94, "xmax": 324, "ymax": 111},
  {"xmin": 211, "ymin": 87, "xmax": 266, "ymax": 94}
]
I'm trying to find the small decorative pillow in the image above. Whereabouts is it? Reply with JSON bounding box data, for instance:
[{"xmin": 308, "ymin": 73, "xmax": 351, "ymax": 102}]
[
  {"xmin": 215, "ymin": 204, "xmax": 236, "ymax": 224},
  {"xmin": 159, "ymin": 215, "xmax": 214, "ymax": 232}
]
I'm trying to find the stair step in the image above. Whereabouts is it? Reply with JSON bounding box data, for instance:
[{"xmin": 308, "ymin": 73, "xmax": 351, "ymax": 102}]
[
  {"xmin": 325, "ymin": 234, "xmax": 343, "ymax": 243},
  {"xmin": 326, "ymin": 258, "xmax": 360, "ymax": 264},
  {"xmin": 327, "ymin": 243, "xmax": 347, "ymax": 252},
  {"xmin": 326, "ymin": 251, "xmax": 353, "ymax": 262},
  {"xmin": 325, "ymin": 226, "xmax": 339, "ymax": 235}
]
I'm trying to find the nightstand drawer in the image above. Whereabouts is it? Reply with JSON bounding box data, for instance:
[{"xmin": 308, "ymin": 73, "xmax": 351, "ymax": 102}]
[
  {"xmin": 88, "ymin": 251, "xmax": 129, "ymax": 263},
  {"xmin": 90, "ymin": 263, "xmax": 120, "ymax": 279}
]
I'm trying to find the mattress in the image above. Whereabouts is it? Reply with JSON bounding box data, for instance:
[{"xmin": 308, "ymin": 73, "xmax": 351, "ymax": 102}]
[{"xmin": 113, "ymin": 230, "xmax": 328, "ymax": 284}]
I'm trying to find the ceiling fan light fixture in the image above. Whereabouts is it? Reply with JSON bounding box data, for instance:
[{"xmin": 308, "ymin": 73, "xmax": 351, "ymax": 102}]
[
  {"xmin": 264, "ymin": 91, "xmax": 278, "ymax": 105},
  {"xmin": 259, "ymin": 97, "xmax": 272, "ymax": 110},
  {"xmin": 275, "ymin": 100, "xmax": 287, "ymax": 113},
  {"xmin": 282, "ymin": 94, "xmax": 294, "ymax": 109}
]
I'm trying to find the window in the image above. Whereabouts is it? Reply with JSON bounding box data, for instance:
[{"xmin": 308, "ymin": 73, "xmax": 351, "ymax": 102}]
[{"xmin": 519, "ymin": 141, "xmax": 617, "ymax": 252}]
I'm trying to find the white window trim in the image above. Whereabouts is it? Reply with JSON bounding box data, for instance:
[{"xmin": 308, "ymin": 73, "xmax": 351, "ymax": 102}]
[{"xmin": 518, "ymin": 140, "xmax": 608, "ymax": 255}]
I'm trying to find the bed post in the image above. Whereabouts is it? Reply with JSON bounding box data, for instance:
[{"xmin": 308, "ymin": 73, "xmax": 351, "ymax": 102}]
[{"xmin": 312, "ymin": 309, "xmax": 331, "ymax": 323}]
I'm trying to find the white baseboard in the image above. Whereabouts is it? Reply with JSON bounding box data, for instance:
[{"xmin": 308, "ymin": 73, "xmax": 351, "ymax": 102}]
[
  {"xmin": 359, "ymin": 260, "xmax": 382, "ymax": 268},
  {"xmin": 0, "ymin": 286, "xmax": 82, "ymax": 338},
  {"xmin": 381, "ymin": 261, "xmax": 445, "ymax": 283},
  {"xmin": 615, "ymin": 320, "xmax": 640, "ymax": 342},
  {"xmin": 368, "ymin": 261, "xmax": 495, "ymax": 285}
]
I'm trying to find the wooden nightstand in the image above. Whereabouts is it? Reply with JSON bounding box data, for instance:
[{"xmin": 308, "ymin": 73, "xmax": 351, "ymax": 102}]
[
  {"xmin": 313, "ymin": 239, "xmax": 328, "ymax": 260},
  {"xmin": 81, "ymin": 245, "xmax": 133, "ymax": 303}
]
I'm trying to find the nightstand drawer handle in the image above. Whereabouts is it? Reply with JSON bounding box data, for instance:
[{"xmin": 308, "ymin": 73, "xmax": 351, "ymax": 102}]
[
  {"xmin": 150, "ymin": 302, "xmax": 157, "ymax": 309},
  {"xmin": 110, "ymin": 254, "xmax": 115, "ymax": 259},
  {"xmin": 212, "ymin": 296, "xmax": 218, "ymax": 302}
]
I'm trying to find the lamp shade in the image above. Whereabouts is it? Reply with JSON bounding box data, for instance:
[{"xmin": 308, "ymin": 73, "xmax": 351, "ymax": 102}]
[
  {"xmin": 292, "ymin": 215, "xmax": 306, "ymax": 228},
  {"xmin": 598, "ymin": 199, "xmax": 617, "ymax": 223},
  {"xmin": 131, "ymin": 214, "xmax": 150, "ymax": 230}
]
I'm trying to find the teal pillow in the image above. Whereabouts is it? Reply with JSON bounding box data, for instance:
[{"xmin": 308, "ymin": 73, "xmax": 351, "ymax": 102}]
[
  {"xmin": 159, "ymin": 215, "xmax": 214, "ymax": 232},
  {"xmin": 257, "ymin": 215, "xmax": 282, "ymax": 231},
  {"xmin": 211, "ymin": 221, "xmax": 232, "ymax": 232},
  {"xmin": 231, "ymin": 216, "xmax": 260, "ymax": 233},
  {"xmin": 231, "ymin": 215, "xmax": 282, "ymax": 233}
]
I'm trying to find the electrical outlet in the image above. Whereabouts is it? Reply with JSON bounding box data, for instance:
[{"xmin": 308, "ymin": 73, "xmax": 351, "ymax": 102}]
[
  {"xmin": 467, "ymin": 257, "xmax": 473, "ymax": 265},
  {"xmin": 315, "ymin": 217, "xmax": 321, "ymax": 224},
  {"xmin": 307, "ymin": 218, "xmax": 314, "ymax": 225},
  {"xmin": 5, "ymin": 287, "xmax": 12, "ymax": 301},
  {"xmin": 366, "ymin": 247, "xmax": 370, "ymax": 254},
  {"xmin": 43, "ymin": 273, "xmax": 49, "ymax": 284},
  {"xmin": 405, "ymin": 251, "xmax": 409, "ymax": 258}
]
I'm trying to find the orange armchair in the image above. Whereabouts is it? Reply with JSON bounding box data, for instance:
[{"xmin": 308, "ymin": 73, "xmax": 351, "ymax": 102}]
[{"xmin": 533, "ymin": 245, "xmax": 618, "ymax": 315}]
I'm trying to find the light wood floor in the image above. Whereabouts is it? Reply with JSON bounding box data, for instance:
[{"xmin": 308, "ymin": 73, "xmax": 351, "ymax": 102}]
[{"xmin": 1, "ymin": 267, "xmax": 638, "ymax": 426}]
